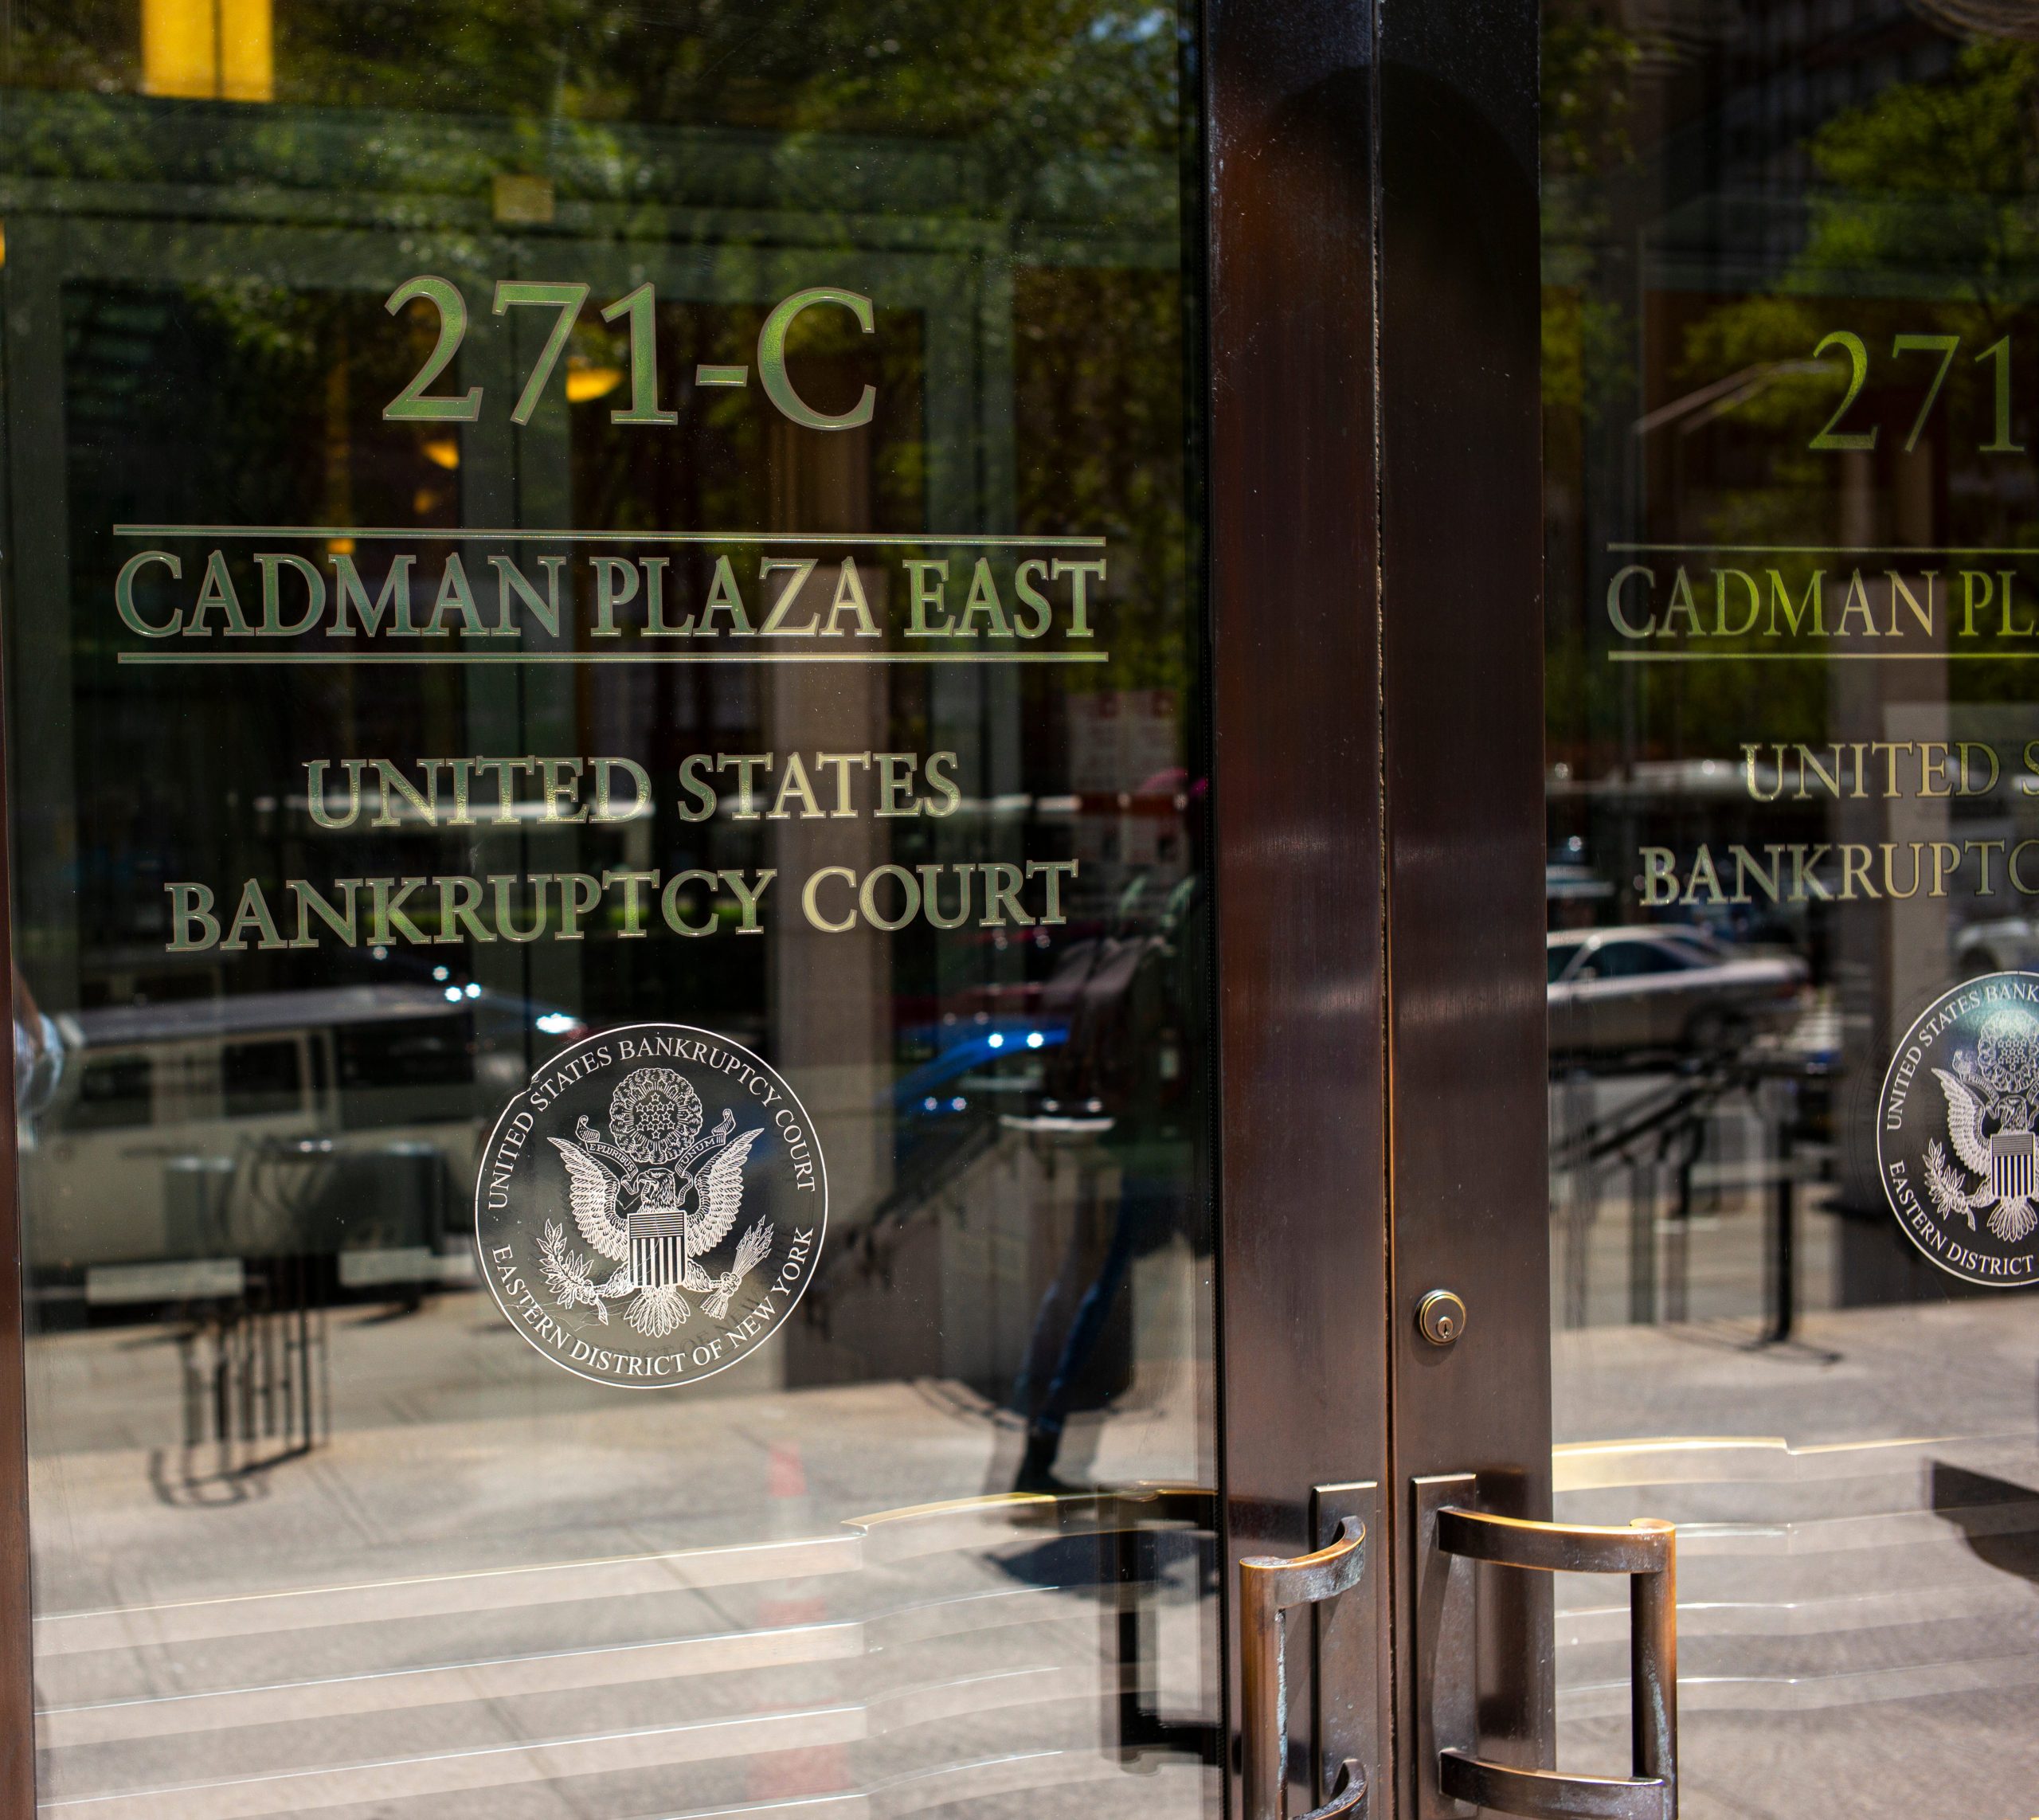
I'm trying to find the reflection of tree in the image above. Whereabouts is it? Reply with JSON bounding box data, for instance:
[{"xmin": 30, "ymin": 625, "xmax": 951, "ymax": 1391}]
[
  {"xmin": 1543, "ymin": 1, "xmax": 1635, "ymax": 192},
  {"xmin": 9, "ymin": 0, "xmax": 1182, "ymax": 162},
  {"xmin": 1687, "ymin": 44, "xmax": 2039, "ymax": 438},
  {"xmin": 1014, "ymin": 268, "xmax": 1188, "ymax": 695},
  {"xmin": 1668, "ymin": 41, "xmax": 2039, "ymax": 722},
  {"xmin": 1542, "ymin": 1, "xmax": 1639, "ymax": 766},
  {"xmin": 1548, "ymin": 37, "xmax": 2039, "ymax": 771},
  {"xmin": 1541, "ymin": 0, "xmax": 1637, "ymax": 418}
]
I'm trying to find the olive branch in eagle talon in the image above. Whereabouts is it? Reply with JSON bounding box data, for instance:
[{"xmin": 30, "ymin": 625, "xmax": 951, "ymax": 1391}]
[
  {"xmin": 538, "ymin": 1219, "xmax": 631, "ymax": 1320},
  {"xmin": 538, "ymin": 1067, "xmax": 774, "ymax": 1339}
]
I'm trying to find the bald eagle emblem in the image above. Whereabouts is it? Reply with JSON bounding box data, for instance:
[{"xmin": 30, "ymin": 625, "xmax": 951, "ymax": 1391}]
[
  {"xmin": 536, "ymin": 1066, "xmax": 771, "ymax": 1337},
  {"xmin": 1924, "ymin": 1007, "xmax": 2039, "ymax": 1245}
]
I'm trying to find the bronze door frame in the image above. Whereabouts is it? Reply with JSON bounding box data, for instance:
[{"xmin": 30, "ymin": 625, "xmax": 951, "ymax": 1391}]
[
  {"xmin": 1206, "ymin": 0, "xmax": 1388, "ymax": 1809},
  {"xmin": 1207, "ymin": 0, "xmax": 1546, "ymax": 1815},
  {"xmin": 0, "ymin": 0, "xmax": 1546, "ymax": 1809}
]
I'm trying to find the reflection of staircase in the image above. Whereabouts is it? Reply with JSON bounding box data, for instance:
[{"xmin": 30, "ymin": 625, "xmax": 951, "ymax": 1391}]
[
  {"xmin": 1552, "ymin": 1436, "xmax": 2039, "ymax": 1813},
  {"xmin": 34, "ymin": 1489, "xmax": 1216, "ymax": 1820}
]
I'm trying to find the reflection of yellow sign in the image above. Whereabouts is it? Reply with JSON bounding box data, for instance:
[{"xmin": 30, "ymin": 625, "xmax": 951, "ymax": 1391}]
[{"xmin": 142, "ymin": 0, "xmax": 273, "ymax": 104}]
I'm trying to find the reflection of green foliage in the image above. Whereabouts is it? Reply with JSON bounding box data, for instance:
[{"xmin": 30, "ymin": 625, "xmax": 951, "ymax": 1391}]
[
  {"xmin": 1014, "ymin": 267, "xmax": 1188, "ymax": 695},
  {"xmin": 1801, "ymin": 41, "xmax": 2039, "ymax": 315},
  {"xmin": 4, "ymin": 1, "xmax": 136, "ymax": 92},
  {"xmin": 1542, "ymin": 0, "xmax": 1636, "ymax": 182},
  {"xmin": 1543, "ymin": 284, "xmax": 1630, "ymax": 421},
  {"xmin": 1544, "ymin": 31, "xmax": 2039, "ymax": 790},
  {"xmin": 9, "ymin": 0, "xmax": 1183, "ymax": 161},
  {"xmin": 1647, "ymin": 41, "xmax": 2039, "ymax": 738},
  {"xmin": 1686, "ymin": 42, "xmax": 2039, "ymax": 410},
  {"xmin": 1540, "ymin": 2, "xmax": 1635, "ymax": 427},
  {"xmin": 1818, "ymin": 42, "xmax": 2039, "ymax": 198}
]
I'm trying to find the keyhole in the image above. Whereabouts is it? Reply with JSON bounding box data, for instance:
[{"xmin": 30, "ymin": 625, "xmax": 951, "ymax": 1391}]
[{"xmin": 1417, "ymin": 1288, "xmax": 1467, "ymax": 1348}]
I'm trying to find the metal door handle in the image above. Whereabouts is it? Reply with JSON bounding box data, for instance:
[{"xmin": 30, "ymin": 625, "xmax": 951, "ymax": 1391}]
[
  {"xmin": 1416, "ymin": 1475, "xmax": 1677, "ymax": 1820},
  {"xmin": 1240, "ymin": 1516, "xmax": 1369, "ymax": 1820}
]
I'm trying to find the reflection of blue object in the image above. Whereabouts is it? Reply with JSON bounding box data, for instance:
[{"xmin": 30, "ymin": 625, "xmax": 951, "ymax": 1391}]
[{"xmin": 890, "ymin": 1024, "xmax": 1066, "ymax": 1109}]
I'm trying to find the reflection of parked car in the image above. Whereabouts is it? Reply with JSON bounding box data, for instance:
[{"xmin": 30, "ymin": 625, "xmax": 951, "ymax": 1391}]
[
  {"xmin": 1548, "ymin": 927, "xmax": 1806, "ymax": 1059},
  {"xmin": 1955, "ymin": 918, "xmax": 2039, "ymax": 977}
]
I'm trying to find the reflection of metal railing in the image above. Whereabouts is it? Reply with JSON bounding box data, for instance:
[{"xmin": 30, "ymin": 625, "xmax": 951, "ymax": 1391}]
[
  {"xmin": 143, "ymin": 1134, "xmax": 460, "ymax": 1497},
  {"xmin": 1550, "ymin": 1054, "xmax": 1833, "ymax": 1338},
  {"xmin": 161, "ymin": 1258, "xmax": 327, "ymax": 1501}
]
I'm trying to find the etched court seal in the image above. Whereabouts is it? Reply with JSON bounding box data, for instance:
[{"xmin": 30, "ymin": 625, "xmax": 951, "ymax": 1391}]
[
  {"xmin": 476, "ymin": 1024, "xmax": 827, "ymax": 1386},
  {"xmin": 1878, "ymin": 973, "xmax": 2039, "ymax": 1287}
]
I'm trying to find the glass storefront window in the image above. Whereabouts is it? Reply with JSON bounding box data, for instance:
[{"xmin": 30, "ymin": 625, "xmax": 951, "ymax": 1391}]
[
  {"xmin": 2, "ymin": 6, "xmax": 1220, "ymax": 1816},
  {"xmin": 1544, "ymin": 6, "xmax": 2039, "ymax": 1811}
]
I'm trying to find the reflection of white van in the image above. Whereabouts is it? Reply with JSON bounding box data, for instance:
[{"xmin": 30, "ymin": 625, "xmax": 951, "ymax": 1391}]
[{"xmin": 26, "ymin": 986, "xmax": 579, "ymax": 1274}]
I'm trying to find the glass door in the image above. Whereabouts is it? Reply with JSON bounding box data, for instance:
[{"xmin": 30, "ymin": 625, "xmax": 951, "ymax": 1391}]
[
  {"xmin": 0, "ymin": 7, "xmax": 1313, "ymax": 1816},
  {"xmin": 1391, "ymin": 6, "xmax": 2039, "ymax": 1819}
]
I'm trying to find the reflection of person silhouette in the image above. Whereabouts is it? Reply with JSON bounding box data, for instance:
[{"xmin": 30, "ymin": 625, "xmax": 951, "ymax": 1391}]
[
  {"xmin": 1012, "ymin": 872, "xmax": 1207, "ymax": 1495},
  {"xmin": 1012, "ymin": 1173, "xmax": 1182, "ymax": 1493}
]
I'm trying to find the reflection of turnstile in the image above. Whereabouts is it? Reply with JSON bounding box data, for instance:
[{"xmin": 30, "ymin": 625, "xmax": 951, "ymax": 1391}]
[{"xmin": 1551, "ymin": 1055, "xmax": 1834, "ymax": 1339}]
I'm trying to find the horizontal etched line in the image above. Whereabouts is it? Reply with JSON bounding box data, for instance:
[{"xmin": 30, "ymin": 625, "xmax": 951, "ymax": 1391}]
[
  {"xmin": 113, "ymin": 523, "xmax": 1108, "ymax": 548},
  {"xmin": 40, "ymin": 1621, "xmax": 864, "ymax": 1747},
  {"xmin": 40, "ymin": 1669, "xmax": 1073, "ymax": 1818},
  {"xmin": 37, "ymin": 1533, "xmax": 861, "ymax": 1657},
  {"xmin": 1607, "ymin": 542, "xmax": 2039, "ymax": 558},
  {"xmin": 115, "ymin": 651, "xmax": 1110, "ymax": 667},
  {"xmin": 1607, "ymin": 651, "xmax": 2039, "ymax": 663}
]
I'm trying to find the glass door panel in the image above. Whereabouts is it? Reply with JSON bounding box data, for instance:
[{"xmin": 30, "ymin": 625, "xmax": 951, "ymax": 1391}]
[
  {"xmin": 1544, "ymin": 7, "xmax": 2039, "ymax": 1812},
  {"xmin": 2, "ymin": 9, "xmax": 1219, "ymax": 1816}
]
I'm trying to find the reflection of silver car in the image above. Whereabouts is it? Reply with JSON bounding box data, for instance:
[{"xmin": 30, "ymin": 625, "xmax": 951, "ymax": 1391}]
[
  {"xmin": 1955, "ymin": 918, "xmax": 2039, "ymax": 977},
  {"xmin": 1548, "ymin": 927, "xmax": 1807, "ymax": 1059}
]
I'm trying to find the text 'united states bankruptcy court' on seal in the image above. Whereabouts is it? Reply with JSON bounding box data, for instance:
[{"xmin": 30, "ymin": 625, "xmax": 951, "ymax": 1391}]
[
  {"xmin": 476, "ymin": 1024, "xmax": 826, "ymax": 1386},
  {"xmin": 1879, "ymin": 973, "xmax": 2039, "ymax": 1287}
]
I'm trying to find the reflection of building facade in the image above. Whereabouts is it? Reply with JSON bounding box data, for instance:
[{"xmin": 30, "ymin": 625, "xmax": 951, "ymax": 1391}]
[{"xmin": 0, "ymin": 3, "xmax": 2033, "ymax": 1818}]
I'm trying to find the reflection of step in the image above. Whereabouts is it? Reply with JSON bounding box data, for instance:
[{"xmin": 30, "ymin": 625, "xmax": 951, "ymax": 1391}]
[
  {"xmin": 1552, "ymin": 1436, "xmax": 2039, "ymax": 1717},
  {"xmin": 36, "ymin": 1489, "xmax": 1213, "ymax": 1820}
]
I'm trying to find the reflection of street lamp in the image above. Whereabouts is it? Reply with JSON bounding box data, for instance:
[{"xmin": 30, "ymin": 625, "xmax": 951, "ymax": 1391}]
[{"xmin": 143, "ymin": 0, "xmax": 274, "ymax": 104}]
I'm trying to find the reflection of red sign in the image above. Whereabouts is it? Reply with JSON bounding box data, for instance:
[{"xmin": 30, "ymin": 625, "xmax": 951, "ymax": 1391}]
[
  {"xmin": 1069, "ymin": 689, "xmax": 1178, "ymax": 794},
  {"xmin": 1063, "ymin": 693, "xmax": 1188, "ymax": 920}
]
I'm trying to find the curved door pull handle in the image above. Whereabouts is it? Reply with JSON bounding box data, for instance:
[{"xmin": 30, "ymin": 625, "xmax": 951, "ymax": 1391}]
[
  {"xmin": 1241, "ymin": 1516, "xmax": 1370, "ymax": 1820},
  {"xmin": 1415, "ymin": 1475, "xmax": 1677, "ymax": 1820}
]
